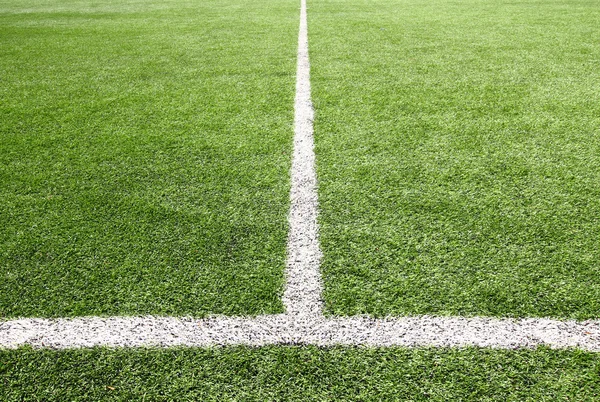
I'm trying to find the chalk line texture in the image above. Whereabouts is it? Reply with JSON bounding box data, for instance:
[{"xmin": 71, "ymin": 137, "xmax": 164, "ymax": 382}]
[
  {"xmin": 2, "ymin": 316, "xmax": 600, "ymax": 350},
  {"xmin": 282, "ymin": 0, "xmax": 323, "ymax": 318},
  {"xmin": 2, "ymin": 0, "xmax": 600, "ymax": 351}
]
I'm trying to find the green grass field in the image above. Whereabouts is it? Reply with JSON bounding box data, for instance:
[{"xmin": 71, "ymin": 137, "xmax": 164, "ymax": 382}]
[
  {"xmin": 2, "ymin": 0, "xmax": 600, "ymax": 399},
  {"xmin": 0, "ymin": 0, "xmax": 297, "ymax": 317},
  {"xmin": 312, "ymin": 0, "xmax": 600, "ymax": 319},
  {"xmin": 2, "ymin": 346, "xmax": 600, "ymax": 400}
]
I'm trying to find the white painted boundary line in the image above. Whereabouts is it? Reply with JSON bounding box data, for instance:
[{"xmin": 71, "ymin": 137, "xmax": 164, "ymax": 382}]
[
  {"xmin": 2, "ymin": 316, "xmax": 600, "ymax": 350},
  {"xmin": 282, "ymin": 0, "xmax": 323, "ymax": 318},
  {"xmin": 2, "ymin": 0, "xmax": 600, "ymax": 351}
]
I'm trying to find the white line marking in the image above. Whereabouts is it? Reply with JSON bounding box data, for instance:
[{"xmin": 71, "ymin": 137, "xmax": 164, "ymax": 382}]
[
  {"xmin": 2, "ymin": 316, "xmax": 600, "ymax": 350},
  {"xmin": 282, "ymin": 0, "xmax": 323, "ymax": 318},
  {"xmin": 2, "ymin": 0, "xmax": 600, "ymax": 351}
]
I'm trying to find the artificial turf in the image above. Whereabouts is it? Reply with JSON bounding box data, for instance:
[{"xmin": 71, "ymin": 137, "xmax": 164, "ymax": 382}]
[
  {"xmin": 311, "ymin": 0, "xmax": 600, "ymax": 319},
  {"xmin": 0, "ymin": 0, "xmax": 298, "ymax": 317},
  {"xmin": 1, "ymin": 346, "xmax": 600, "ymax": 400}
]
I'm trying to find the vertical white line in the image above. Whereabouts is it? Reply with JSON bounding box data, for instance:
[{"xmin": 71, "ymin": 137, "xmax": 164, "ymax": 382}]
[{"xmin": 282, "ymin": 0, "xmax": 323, "ymax": 318}]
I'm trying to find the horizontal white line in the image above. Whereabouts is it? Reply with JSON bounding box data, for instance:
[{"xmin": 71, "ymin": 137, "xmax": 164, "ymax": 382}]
[{"xmin": 2, "ymin": 315, "xmax": 599, "ymax": 350}]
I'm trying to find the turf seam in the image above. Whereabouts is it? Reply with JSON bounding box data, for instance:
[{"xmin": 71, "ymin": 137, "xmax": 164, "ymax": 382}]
[{"xmin": 2, "ymin": 0, "xmax": 600, "ymax": 351}]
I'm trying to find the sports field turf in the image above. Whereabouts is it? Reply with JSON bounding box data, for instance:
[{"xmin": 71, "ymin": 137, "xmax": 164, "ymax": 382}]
[
  {"xmin": 311, "ymin": 0, "xmax": 600, "ymax": 319},
  {"xmin": 2, "ymin": 346, "xmax": 600, "ymax": 400},
  {"xmin": 2, "ymin": 0, "xmax": 600, "ymax": 398},
  {"xmin": 0, "ymin": 0, "xmax": 297, "ymax": 317}
]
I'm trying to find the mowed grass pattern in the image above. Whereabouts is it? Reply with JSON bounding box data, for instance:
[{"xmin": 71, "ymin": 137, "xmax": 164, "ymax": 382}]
[
  {"xmin": 311, "ymin": 0, "xmax": 600, "ymax": 318},
  {"xmin": 0, "ymin": 0, "xmax": 297, "ymax": 317}
]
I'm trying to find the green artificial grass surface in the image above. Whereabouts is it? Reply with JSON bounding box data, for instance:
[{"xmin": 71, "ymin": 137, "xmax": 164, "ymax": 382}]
[
  {"xmin": 311, "ymin": 0, "xmax": 600, "ymax": 319},
  {"xmin": 0, "ymin": 0, "xmax": 297, "ymax": 317},
  {"xmin": 2, "ymin": 346, "xmax": 600, "ymax": 400}
]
